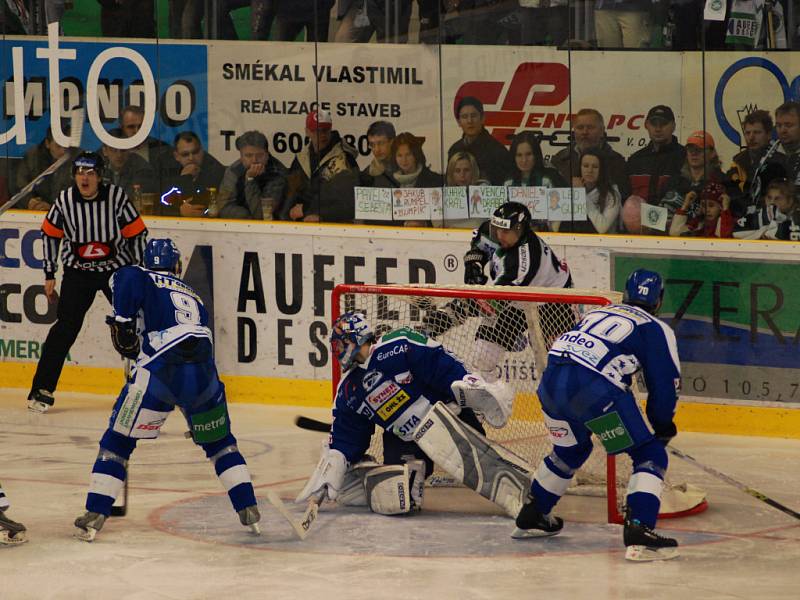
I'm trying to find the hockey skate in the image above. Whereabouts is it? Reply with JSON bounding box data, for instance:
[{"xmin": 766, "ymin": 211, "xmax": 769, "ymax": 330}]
[
  {"xmin": 511, "ymin": 496, "xmax": 564, "ymax": 539},
  {"xmin": 624, "ymin": 513, "xmax": 679, "ymax": 561},
  {"xmin": 74, "ymin": 511, "xmax": 106, "ymax": 542},
  {"xmin": 238, "ymin": 505, "xmax": 261, "ymax": 535},
  {"xmin": 0, "ymin": 509, "xmax": 28, "ymax": 545},
  {"xmin": 27, "ymin": 389, "xmax": 54, "ymax": 414}
]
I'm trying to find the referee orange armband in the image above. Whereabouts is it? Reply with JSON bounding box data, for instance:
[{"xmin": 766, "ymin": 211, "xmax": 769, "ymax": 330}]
[{"xmin": 121, "ymin": 216, "xmax": 146, "ymax": 238}]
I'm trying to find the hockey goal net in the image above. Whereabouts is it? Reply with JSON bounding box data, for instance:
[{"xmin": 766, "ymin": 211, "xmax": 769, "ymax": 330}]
[{"xmin": 330, "ymin": 283, "xmax": 706, "ymax": 524}]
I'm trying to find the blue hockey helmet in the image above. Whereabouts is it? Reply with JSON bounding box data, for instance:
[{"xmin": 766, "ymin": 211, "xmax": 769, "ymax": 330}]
[
  {"xmin": 144, "ymin": 238, "xmax": 181, "ymax": 274},
  {"xmin": 330, "ymin": 312, "xmax": 375, "ymax": 370},
  {"xmin": 623, "ymin": 269, "xmax": 664, "ymax": 314}
]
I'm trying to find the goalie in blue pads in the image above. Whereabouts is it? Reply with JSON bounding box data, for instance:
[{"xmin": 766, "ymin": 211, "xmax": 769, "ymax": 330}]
[
  {"xmin": 514, "ymin": 269, "xmax": 681, "ymax": 561},
  {"xmin": 74, "ymin": 239, "xmax": 260, "ymax": 541},
  {"xmin": 296, "ymin": 312, "xmax": 533, "ymax": 518}
]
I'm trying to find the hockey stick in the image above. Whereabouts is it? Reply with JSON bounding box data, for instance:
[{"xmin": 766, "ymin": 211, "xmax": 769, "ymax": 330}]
[
  {"xmin": 265, "ymin": 490, "xmax": 323, "ymax": 540},
  {"xmin": 0, "ymin": 109, "xmax": 85, "ymax": 217},
  {"xmin": 668, "ymin": 446, "xmax": 800, "ymax": 521},
  {"xmin": 110, "ymin": 357, "xmax": 132, "ymax": 517},
  {"xmin": 294, "ymin": 415, "xmax": 331, "ymax": 432}
]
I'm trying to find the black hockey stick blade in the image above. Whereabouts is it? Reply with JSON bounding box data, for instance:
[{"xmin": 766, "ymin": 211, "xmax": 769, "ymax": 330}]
[
  {"xmin": 668, "ymin": 446, "xmax": 800, "ymax": 521},
  {"xmin": 294, "ymin": 416, "xmax": 331, "ymax": 432}
]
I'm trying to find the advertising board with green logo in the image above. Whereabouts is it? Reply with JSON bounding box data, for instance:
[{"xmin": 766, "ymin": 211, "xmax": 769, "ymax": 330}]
[{"xmin": 613, "ymin": 255, "xmax": 800, "ymax": 403}]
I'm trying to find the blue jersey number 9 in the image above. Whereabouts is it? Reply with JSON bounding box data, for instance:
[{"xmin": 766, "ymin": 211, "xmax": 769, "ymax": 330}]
[{"xmin": 170, "ymin": 291, "xmax": 201, "ymax": 325}]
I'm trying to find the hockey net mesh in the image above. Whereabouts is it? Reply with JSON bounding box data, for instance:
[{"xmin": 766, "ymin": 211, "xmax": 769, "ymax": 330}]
[{"xmin": 332, "ymin": 284, "xmax": 631, "ymax": 510}]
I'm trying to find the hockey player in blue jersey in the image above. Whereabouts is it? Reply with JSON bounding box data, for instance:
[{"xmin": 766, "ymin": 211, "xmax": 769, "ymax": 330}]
[
  {"xmin": 296, "ymin": 312, "xmax": 536, "ymax": 518},
  {"xmin": 513, "ymin": 269, "xmax": 681, "ymax": 561},
  {"xmin": 74, "ymin": 238, "xmax": 260, "ymax": 541}
]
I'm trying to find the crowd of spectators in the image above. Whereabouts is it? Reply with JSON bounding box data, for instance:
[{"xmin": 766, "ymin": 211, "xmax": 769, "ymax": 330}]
[
  {"xmin": 2, "ymin": 97, "xmax": 799, "ymax": 241},
  {"xmin": 4, "ymin": 0, "xmax": 798, "ymax": 49}
]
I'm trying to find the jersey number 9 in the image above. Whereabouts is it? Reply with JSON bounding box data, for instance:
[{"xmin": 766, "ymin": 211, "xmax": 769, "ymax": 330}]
[{"xmin": 170, "ymin": 291, "xmax": 201, "ymax": 325}]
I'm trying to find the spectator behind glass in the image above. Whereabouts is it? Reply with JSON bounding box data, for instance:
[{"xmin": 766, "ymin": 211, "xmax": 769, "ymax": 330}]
[
  {"xmin": 274, "ymin": 0, "xmax": 333, "ymax": 41},
  {"xmin": 670, "ymin": 181, "xmax": 733, "ymax": 238},
  {"xmin": 775, "ymin": 101, "xmax": 800, "ymax": 183},
  {"xmin": 549, "ymin": 108, "xmax": 629, "ymax": 198},
  {"xmin": 734, "ymin": 178, "xmax": 800, "ymax": 240},
  {"xmin": 13, "ymin": 127, "xmax": 73, "ymax": 211},
  {"xmin": 594, "ymin": 0, "xmax": 656, "ymax": 48},
  {"xmin": 514, "ymin": 0, "xmax": 569, "ymax": 47},
  {"xmin": 361, "ymin": 120, "xmax": 396, "ymax": 187},
  {"xmin": 334, "ymin": 0, "xmax": 412, "ymax": 43},
  {"xmin": 101, "ymin": 128, "xmax": 157, "ymax": 199},
  {"xmin": 168, "ymin": 0, "xmax": 204, "ymax": 38},
  {"xmin": 217, "ymin": 130, "xmax": 288, "ymax": 220},
  {"xmin": 728, "ymin": 110, "xmax": 784, "ymax": 207},
  {"xmin": 444, "ymin": 151, "xmax": 486, "ymax": 230},
  {"xmin": 448, "ymin": 96, "xmax": 513, "ymax": 186},
  {"xmin": 625, "ymin": 105, "xmax": 686, "ymax": 205},
  {"xmin": 567, "ymin": 150, "xmax": 621, "ymax": 235},
  {"xmin": 285, "ymin": 110, "xmax": 360, "ymax": 223},
  {"xmin": 98, "ymin": 0, "xmax": 155, "ymax": 38},
  {"xmin": 2, "ymin": 0, "xmax": 33, "ymax": 33},
  {"xmin": 642, "ymin": 130, "xmax": 728, "ymax": 235},
  {"xmin": 372, "ymin": 132, "xmax": 442, "ymax": 227},
  {"xmin": 119, "ymin": 105, "xmax": 170, "ymax": 165},
  {"xmin": 505, "ymin": 131, "xmax": 565, "ymax": 187},
  {"xmin": 159, "ymin": 131, "xmax": 226, "ymax": 217}
]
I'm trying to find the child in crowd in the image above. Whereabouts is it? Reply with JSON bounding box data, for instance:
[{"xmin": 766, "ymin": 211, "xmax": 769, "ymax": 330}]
[
  {"xmin": 734, "ymin": 179, "xmax": 800, "ymax": 240},
  {"xmin": 669, "ymin": 181, "xmax": 734, "ymax": 238}
]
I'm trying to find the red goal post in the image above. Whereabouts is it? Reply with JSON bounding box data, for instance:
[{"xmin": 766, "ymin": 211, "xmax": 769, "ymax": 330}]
[{"xmin": 329, "ymin": 283, "xmax": 705, "ymax": 524}]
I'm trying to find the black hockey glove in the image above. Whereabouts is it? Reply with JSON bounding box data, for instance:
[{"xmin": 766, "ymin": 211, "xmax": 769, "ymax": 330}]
[
  {"xmin": 463, "ymin": 251, "xmax": 488, "ymax": 285},
  {"xmin": 652, "ymin": 420, "xmax": 677, "ymax": 445},
  {"xmin": 106, "ymin": 315, "xmax": 140, "ymax": 360}
]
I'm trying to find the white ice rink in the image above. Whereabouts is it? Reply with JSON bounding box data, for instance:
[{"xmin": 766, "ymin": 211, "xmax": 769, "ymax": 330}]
[{"xmin": 1, "ymin": 389, "xmax": 798, "ymax": 600}]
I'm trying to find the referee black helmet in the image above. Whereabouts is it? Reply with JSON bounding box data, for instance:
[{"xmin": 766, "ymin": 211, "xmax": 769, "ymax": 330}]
[{"xmin": 72, "ymin": 151, "xmax": 104, "ymax": 177}]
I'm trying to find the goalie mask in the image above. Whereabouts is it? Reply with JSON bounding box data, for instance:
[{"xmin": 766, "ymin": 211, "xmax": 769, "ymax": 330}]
[
  {"xmin": 490, "ymin": 201, "xmax": 530, "ymax": 249},
  {"xmin": 330, "ymin": 312, "xmax": 375, "ymax": 371},
  {"xmin": 144, "ymin": 238, "xmax": 182, "ymax": 275}
]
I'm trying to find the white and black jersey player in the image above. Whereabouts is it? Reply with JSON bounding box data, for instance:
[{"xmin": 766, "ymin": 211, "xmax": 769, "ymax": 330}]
[{"xmin": 423, "ymin": 201, "xmax": 574, "ymax": 380}]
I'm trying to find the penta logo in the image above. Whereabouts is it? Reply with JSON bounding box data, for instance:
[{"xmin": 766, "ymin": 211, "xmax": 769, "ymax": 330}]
[
  {"xmin": 453, "ymin": 62, "xmax": 645, "ymax": 146},
  {"xmin": 77, "ymin": 242, "xmax": 111, "ymax": 260}
]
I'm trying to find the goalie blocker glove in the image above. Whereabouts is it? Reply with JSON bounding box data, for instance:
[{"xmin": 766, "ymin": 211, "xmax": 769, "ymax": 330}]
[
  {"xmin": 296, "ymin": 445, "xmax": 349, "ymax": 503},
  {"xmin": 450, "ymin": 373, "xmax": 513, "ymax": 428},
  {"xmin": 106, "ymin": 315, "xmax": 140, "ymax": 360}
]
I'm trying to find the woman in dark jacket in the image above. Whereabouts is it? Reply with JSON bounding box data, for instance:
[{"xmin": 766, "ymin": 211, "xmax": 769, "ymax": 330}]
[
  {"xmin": 504, "ymin": 131, "xmax": 565, "ymax": 231},
  {"xmin": 373, "ymin": 132, "xmax": 443, "ymax": 227}
]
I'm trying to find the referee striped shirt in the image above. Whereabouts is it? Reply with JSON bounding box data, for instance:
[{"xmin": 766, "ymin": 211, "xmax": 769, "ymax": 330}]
[{"xmin": 41, "ymin": 183, "xmax": 147, "ymax": 278}]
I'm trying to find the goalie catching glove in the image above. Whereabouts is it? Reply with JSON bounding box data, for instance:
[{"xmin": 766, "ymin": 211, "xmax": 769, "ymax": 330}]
[
  {"xmin": 296, "ymin": 444, "xmax": 349, "ymax": 503},
  {"xmin": 106, "ymin": 315, "xmax": 139, "ymax": 360},
  {"xmin": 450, "ymin": 373, "xmax": 513, "ymax": 428}
]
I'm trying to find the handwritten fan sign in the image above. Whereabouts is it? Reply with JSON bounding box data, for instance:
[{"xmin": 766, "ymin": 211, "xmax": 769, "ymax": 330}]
[
  {"xmin": 467, "ymin": 186, "xmax": 507, "ymax": 218},
  {"xmin": 354, "ymin": 187, "xmax": 393, "ymax": 220},
  {"xmin": 443, "ymin": 187, "xmax": 469, "ymax": 220},
  {"xmin": 547, "ymin": 188, "xmax": 587, "ymax": 221}
]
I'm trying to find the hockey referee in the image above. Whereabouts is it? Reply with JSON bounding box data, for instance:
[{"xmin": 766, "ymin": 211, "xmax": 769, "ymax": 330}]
[{"xmin": 27, "ymin": 151, "xmax": 148, "ymax": 413}]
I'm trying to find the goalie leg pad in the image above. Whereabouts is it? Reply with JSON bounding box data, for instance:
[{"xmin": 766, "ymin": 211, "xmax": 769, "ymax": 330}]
[
  {"xmin": 335, "ymin": 459, "xmax": 381, "ymax": 507},
  {"xmin": 413, "ymin": 402, "xmax": 534, "ymax": 518},
  {"xmin": 364, "ymin": 465, "xmax": 413, "ymax": 515}
]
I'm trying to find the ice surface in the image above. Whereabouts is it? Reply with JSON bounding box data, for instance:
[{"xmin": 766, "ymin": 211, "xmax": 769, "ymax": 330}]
[{"xmin": 0, "ymin": 390, "xmax": 798, "ymax": 600}]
